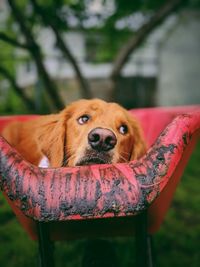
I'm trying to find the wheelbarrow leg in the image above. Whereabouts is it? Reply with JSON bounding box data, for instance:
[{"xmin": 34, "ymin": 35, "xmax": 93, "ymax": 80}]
[
  {"xmin": 135, "ymin": 211, "xmax": 155, "ymax": 267},
  {"xmin": 37, "ymin": 222, "xmax": 55, "ymax": 267}
]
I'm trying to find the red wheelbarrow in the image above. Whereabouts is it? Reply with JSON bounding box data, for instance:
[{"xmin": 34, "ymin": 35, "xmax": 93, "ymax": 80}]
[{"xmin": 0, "ymin": 105, "xmax": 200, "ymax": 267}]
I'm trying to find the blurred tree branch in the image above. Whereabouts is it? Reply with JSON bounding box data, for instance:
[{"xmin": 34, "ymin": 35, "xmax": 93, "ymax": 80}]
[
  {"xmin": 7, "ymin": 0, "xmax": 65, "ymax": 110},
  {"xmin": 1, "ymin": 0, "xmax": 188, "ymax": 112},
  {"xmin": 30, "ymin": 0, "xmax": 91, "ymax": 99},
  {"xmin": 0, "ymin": 33, "xmax": 29, "ymax": 49},
  {"xmin": 0, "ymin": 66, "xmax": 35, "ymax": 111},
  {"xmin": 109, "ymin": 0, "xmax": 185, "ymax": 99}
]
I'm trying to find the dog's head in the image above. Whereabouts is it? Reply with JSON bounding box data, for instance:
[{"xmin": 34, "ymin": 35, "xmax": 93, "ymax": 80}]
[{"xmin": 36, "ymin": 99, "xmax": 146, "ymax": 167}]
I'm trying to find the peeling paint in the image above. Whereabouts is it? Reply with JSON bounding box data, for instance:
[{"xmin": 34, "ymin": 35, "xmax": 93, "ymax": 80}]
[{"xmin": 0, "ymin": 111, "xmax": 199, "ymax": 222}]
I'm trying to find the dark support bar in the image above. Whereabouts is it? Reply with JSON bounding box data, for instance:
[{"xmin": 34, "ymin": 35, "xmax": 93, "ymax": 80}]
[
  {"xmin": 135, "ymin": 211, "xmax": 155, "ymax": 267},
  {"xmin": 37, "ymin": 222, "xmax": 55, "ymax": 267}
]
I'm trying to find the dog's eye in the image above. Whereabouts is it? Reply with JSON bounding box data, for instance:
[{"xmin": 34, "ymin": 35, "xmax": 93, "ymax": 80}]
[
  {"xmin": 77, "ymin": 115, "xmax": 90, "ymax": 125},
  {"xmin": 119, "ymin": 125, "xmax": 128, "ymax": 135}
]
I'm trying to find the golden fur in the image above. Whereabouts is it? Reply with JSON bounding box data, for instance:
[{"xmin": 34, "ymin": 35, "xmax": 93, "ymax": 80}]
[{"xmin": 1, "ymin": 99, "xmax": 146, "ymax": 167}]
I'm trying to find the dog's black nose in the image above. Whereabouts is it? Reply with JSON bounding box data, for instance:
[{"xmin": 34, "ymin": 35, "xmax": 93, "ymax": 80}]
[{"xmin": 88, "ymin": 128, "xmax": 117, "ymax": 151}]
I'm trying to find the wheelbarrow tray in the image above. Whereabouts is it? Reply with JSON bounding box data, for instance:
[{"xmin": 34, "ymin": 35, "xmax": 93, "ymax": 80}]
[{"xmin": 0, "ymin": 105, "xmax": 200, "ymax": 241}]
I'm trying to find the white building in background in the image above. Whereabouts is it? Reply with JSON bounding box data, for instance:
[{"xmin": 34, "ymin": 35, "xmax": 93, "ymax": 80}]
[
  {"xmin": 157, "ymin": 11, "xmax": 200, "ymax": 106},
  {"xmin": 1, "ymin": 0, "xmax": 199, "ymax": 106},
  {"xmin": 16, "ymin": 15, "xmax": 178, "ymax": 89}
]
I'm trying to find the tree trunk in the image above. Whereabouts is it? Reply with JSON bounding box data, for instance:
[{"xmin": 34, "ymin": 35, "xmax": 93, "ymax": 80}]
[
  {"xmin": 7, "ymin": 0, "xmax": 65, "ymax": 110},
  {"xmin": 30, "ymin": 0, "xmax": 92, "ymax": 99},
  {"xmin": 0, "ymin": 66, "xmax": 35, "ymax": 111},
  {"xmin": 52, "ymin": 27, "xmax": 92, "ymax": 99},
  {"xmin": 109, "ymin": 0, "xmax": 184, "ymax": 100}
]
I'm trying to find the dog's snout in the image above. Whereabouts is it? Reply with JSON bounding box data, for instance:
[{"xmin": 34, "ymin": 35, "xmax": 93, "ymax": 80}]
[{"xmin": 88, "ymin": 127, "xmax": 117, "ymax": 151}]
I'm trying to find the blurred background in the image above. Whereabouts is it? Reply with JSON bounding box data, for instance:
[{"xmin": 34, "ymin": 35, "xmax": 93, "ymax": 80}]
[
  {"xmin": 0, "ymin": 0, "xmax": 200, "ymax": 114},
  {"xmin": 0, "ymin": 0, "xmax": 200, "ymax": 266}
]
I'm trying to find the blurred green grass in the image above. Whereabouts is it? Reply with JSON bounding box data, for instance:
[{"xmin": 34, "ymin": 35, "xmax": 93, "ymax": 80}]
[{"xmin": 0, "ymin": 142, "xmax": 199, "ymax": 267}]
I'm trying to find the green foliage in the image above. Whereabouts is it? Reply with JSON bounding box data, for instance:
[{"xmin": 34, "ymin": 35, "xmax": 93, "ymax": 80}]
[
  {"xmin": 0, "ymin": 0, "xmax": 195, "ymax": 112},
  {"xmin": 86, "ymin": 29, "xmax": 132, "ymax": 62},
  {"xmin": 155, "ymin": 141, "xmax": 200, "ymax": 267},
  {"xmin": 0, "ymin": 87, "xmax": 30, "ymax": 115},
  {"xmin": 0, "ymin": 194, "xmax": 36, "ymax": 267},
  {"xmin": 0, "ymin": 142, "xmax": 199, "ymax": 266}
]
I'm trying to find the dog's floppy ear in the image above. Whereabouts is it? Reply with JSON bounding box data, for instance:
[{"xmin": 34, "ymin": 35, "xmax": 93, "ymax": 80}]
[
  {"xmin": 129, "ymin": 118, "xmax": 147, "ymax": 160},
  {"xmin": 35, "ymin": 111, "xmax": 69, "ymax": 167}
]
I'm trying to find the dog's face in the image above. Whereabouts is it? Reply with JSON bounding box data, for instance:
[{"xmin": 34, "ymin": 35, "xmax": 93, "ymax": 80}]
[{"xmin": 36, "ymin": 99, "xmax": 146, "ymax": 167}]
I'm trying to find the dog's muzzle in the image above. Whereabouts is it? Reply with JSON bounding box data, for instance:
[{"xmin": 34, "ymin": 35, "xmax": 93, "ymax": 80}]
[
  {"xmin": 88, "ymin": 127, "xmax": 117, "ymax": 152},
  {"xmin": 76, "ymin": 127, "xmax": 117, "ymax": 166}
]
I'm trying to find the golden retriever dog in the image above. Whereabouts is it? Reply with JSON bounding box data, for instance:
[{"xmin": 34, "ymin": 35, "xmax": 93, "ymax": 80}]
[{"xmin": 1, "ymin": 99, "xmax": 146, "ymax": 168}]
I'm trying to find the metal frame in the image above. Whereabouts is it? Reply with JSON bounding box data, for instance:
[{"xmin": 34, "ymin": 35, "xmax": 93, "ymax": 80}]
[
  {"xmin": 37, "ymin": 211, "xmax": 155, "ymax": 267},
  {"xmin": 135, "ymin": 211, "xmax": 155, "ymax": 267},
  {"xmin": 37, "ymin": 222, "xmax": 55, "ymax": 267}
]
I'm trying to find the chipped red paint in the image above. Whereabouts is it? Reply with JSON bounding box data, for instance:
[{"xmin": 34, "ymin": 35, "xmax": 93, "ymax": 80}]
[{"xmin": 0, "ymin": 107, "xmax": 200, "ymax": 236}]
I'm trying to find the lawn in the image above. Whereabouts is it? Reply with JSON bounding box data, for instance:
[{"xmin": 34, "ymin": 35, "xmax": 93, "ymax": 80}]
[{"xmin": 0, "ymin": 142, "xmax": 199, "ymax": 267}]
